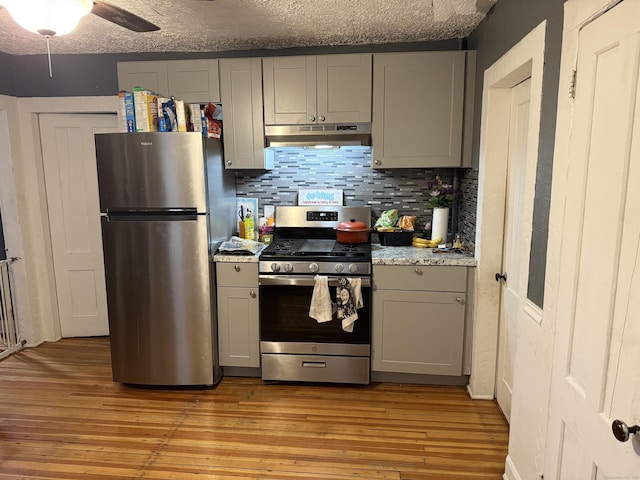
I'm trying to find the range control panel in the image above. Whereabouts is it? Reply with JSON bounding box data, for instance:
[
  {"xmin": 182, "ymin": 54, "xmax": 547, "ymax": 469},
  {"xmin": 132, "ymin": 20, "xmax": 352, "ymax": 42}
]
[{"xmin": 307, "ymin": 211, "xmax": 338, "ymax": 222}]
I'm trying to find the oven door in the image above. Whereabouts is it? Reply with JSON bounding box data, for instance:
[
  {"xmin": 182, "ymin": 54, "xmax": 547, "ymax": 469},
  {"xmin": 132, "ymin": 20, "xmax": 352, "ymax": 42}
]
[{"xmin": 259, "ymin": 275, "xmax": 371, "ymax": 350}]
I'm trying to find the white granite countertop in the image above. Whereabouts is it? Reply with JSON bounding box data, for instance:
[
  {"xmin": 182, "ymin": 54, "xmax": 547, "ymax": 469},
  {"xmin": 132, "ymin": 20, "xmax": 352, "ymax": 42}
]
[
  {"xmin": 372, "ymin": 244, "xmax": 476, "ymax": 266},
  {"xmin": 214, "ymin": 244, "xmax": 476, "ymax": 266},
  {"xmin": 213, "ymin": 253, "xmax": 260, "ymax": 263}
]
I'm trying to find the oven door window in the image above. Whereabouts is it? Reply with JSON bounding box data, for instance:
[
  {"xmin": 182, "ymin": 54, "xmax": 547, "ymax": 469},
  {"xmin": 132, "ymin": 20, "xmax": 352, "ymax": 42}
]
[{"xmin": 260, "ymin": 282, "xmax": 370, "ymax": 345}]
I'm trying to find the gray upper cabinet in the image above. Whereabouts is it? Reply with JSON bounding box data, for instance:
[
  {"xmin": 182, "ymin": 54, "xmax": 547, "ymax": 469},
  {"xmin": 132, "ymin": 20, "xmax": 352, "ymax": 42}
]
[
  {"xmin": 117, "ymin": 61, "xmax": 169, "ymax": 96},
  {"xmin": 219, "ymin": 58, "xmax": 273, "ymax": 170},
  {"xmin": 166, "ymin": 60, "xmax": 220, "ymax": 103},
  {"xmin": 262, "ymin": 54, "xmax": 372, "ymax": 125},
  {"xmin": 117, "ymin": 59, "xmax": 220, "ymax": 103},
  {"xmin": 372, "ymin": 51, "xmax": 474, "ymax": 168}
]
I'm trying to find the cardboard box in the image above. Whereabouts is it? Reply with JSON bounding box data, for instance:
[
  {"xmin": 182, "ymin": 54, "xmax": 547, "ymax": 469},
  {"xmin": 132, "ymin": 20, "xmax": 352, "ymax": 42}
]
[
  {"xmin": 133, "ymin": 88, "xmax": 158, "ymax": 132},
  {"xmin": 117, "ymin": 91, "xmax": 136, "ymax": 132},
  {"xmin": 189, "ymin": 104, "xmax": 203, "ymax": 133},
  {"xmin": 175, "ymin": 100, "xmax": 188, "ymax": 132}
]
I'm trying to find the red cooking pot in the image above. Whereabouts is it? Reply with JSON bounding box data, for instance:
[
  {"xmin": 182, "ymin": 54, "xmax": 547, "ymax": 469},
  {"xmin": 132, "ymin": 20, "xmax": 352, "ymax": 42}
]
[{"xmin": 335, "ymin": 218, "xmax": 370, "ymax": 244}]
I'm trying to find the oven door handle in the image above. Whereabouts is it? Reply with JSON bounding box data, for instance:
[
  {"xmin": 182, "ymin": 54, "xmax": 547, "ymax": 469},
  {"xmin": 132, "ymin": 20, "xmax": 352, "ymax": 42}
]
[{"xmin": 259, "ymin": 275, "xmax": 371, "ymax": 288}]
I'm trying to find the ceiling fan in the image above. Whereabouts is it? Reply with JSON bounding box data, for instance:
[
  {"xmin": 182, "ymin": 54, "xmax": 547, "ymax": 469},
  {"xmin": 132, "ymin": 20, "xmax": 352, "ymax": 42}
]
[
  {"xmin": 0, "ymin": 0, "xmax": 159, "ymax": 37},
  {"xmin": 0, "ymin": 0, "xmax": 160, "ymax": 77},
  {"xmin": 90, "ymin": 1, "xmax": 159, "ymax": 33}
]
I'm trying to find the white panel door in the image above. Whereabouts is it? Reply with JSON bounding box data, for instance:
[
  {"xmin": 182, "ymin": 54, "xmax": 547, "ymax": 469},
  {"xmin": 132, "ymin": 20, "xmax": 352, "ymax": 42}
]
[
  {"xmin": 39, "ymin": 114, "xmax": 118, "ymax": 337},
  {"xmin": 547, "ymin": 1, "xmax": 640, "ymax": 477},
  {"xmin": 496, "ymin": 78, "xmax": 531, "ymax": 422}
]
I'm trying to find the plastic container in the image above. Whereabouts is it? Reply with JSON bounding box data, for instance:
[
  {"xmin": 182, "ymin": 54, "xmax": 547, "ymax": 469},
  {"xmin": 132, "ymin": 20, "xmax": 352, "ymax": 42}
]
[{"xmin": 378, "ymin": 230, "xmax": 414, "ymax": 246}]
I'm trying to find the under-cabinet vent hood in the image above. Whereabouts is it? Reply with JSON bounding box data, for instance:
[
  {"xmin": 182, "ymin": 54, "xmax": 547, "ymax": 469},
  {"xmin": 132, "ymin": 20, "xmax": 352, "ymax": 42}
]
[{"xmin": 265, "ymin": 124, "xmax": 372, "ymax": 148}]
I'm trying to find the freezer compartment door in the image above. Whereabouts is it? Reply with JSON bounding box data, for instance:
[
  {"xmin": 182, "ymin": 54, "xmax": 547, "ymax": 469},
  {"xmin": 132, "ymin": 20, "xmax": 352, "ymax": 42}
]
[
  {"xmin": 101, "ymin": 215, "xmax": 217, "ymax": 385},
  {"xmin": 95, "ymin": 132, "xmax": 206, "ymax": 212}
]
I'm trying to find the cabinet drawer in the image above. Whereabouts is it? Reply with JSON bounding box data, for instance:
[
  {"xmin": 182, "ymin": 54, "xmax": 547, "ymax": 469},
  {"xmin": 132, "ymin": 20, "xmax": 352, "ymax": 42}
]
[
  {"xmin": 216, "ymin": 262, "xmax": 258, "ymax": 287},
  {"xmin": 373, "ymin": 265, "xmax": 467, "ymax": 292}
]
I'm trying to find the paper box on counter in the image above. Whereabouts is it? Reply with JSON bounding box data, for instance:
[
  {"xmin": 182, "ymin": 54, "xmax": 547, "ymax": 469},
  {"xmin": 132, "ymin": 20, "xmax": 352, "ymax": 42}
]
[{"xmin": 298, "ymin": 189, "xmax": 343, "ymax": 206}]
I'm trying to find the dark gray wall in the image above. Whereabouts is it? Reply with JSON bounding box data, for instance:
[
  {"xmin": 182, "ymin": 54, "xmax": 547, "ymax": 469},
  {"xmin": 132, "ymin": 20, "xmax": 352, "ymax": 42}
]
[
  {"xmin": 468, "ymin": 0, "xmax": 565, "ymax": 307},
  {"xmin": 0, "ymin": 40, "xmax": 460, "ymax": 97},
  {"xmin": 0, "ymin": 52, "xmax": 15, "ymax": 95}
]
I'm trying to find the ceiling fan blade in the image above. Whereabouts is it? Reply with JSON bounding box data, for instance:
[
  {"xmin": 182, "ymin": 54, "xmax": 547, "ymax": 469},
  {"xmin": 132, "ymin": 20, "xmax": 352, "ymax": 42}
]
[{"xmin": 91, "ymin": 1, "xmax": 160, "ymax": 32}]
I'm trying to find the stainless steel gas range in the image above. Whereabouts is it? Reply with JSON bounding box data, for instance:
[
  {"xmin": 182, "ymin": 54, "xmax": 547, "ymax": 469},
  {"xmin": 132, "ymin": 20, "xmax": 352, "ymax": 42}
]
[{"xmin": 258, "ymin": 206, "xmax": 372, "ymax": 384}]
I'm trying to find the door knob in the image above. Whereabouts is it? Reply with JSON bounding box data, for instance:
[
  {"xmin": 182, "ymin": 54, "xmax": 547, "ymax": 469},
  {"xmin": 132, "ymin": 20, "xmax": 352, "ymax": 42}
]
[
  {"xmin": 612, "ymin": 420, "xmax": 640, "ymax": 442},
  {"xmin": 495, "ymin": 272, "xmax": 507, "ymax": 282},
  {"xmin": 374, "ymin": 159, "xmax": 382, "ymax": 166},
  {"xmin": 308, "ymin": 115, "xmax": 316, "ymax": 122},
  {"xmin": 250, "ymin": 290, "xmax": 257, "ymax": 299}
]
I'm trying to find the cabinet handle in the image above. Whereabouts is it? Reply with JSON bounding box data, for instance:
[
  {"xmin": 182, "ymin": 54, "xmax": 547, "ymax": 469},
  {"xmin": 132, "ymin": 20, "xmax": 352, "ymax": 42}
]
[
  {"xmin": 234, "ymin": 265, "xmax": 241, "ymax": 272},
  {"xmin": 226, "ymin": 160, "xmax": 232, "ymax": 167},
  {"xmin": 456, "ymin": 297, "xmax": 465, "ymax": 305},
  {"xmin": 374, "ymin": 159, "xmax": 382, "ymax": 166},
  {"xmin": 308, "ymin": 115, "xmax": 316, "ymax": 122},
  {"xmin": 250, "ymin": 290, "xmax": 257, "ymax": 298},
  {"xmin": 414, "ymin": 268, "xmax": 423, "ymax": 276},
  {"xmin": 318, "ymin": 115, "xmax": 325, "ymax": 122}
]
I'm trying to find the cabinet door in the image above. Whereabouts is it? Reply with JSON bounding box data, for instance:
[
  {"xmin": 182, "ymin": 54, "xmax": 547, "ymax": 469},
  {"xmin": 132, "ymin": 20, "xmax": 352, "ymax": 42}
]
[
  {"xmin": 167, "ymin": 59, "xmax": 220, "ymax": 103},
  {"xmin": 372, "ymin": 290, "xmax": 465, "ymax": 375},
  {"xmin": 317, "ymin": 54, "xmax": 372, "ymax": 123},
  {"xmin": 263, "ymin": 56, "xmax": 316, "ymax": 125},
  {"xmin": 217, "ymin": 286, "xmax": 260, "ymax": 367},
  {"xmin": 372, "ymin": 51, "xmax": 465, "ymax": 168},
  {"xmin": 117, "ymin": 61, "xmax": 169, "ymax": 95},
  {"xmin": 219, "ymin": 58, "xmax": 270, "ymax": 169}
]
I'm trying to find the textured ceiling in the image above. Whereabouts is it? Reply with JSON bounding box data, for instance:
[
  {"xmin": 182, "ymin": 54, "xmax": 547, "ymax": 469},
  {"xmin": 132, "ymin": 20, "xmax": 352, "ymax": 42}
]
[{"xmin": 0, "ymin": 0, "xmax": 495, "ymax": 56}]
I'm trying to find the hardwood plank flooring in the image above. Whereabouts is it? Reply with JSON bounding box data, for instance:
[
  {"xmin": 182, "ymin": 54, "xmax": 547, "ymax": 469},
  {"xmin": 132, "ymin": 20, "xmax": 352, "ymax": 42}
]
[{"xmin": 0, "ymin": 338, "xmax": 508, "ymax": 479}]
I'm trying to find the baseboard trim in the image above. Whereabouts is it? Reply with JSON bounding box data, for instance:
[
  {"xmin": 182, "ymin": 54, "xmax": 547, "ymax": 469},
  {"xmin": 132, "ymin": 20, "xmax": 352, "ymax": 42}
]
[
  {"xmin": 467, "ymin": 384, "xmax": 494, "ymax": 399},
  {"xmin": 504, "ymin": 455, "xmax": 522, "ymax": 480}
]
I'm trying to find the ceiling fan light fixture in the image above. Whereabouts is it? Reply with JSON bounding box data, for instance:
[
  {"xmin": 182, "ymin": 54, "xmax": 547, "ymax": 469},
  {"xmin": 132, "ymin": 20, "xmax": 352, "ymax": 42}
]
[{"xmin": 2, "ymin": 0, "xmax": 93, "ymax": 36}]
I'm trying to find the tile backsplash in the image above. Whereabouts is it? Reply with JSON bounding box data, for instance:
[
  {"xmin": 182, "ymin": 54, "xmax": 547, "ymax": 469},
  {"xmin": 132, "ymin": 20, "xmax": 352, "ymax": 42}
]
[{"xmin": 235, "ymin": 147, "xmax": 477, "ymax": 247}]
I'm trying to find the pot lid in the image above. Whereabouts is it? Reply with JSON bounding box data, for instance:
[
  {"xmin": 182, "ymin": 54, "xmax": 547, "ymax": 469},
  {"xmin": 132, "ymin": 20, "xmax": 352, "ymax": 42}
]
[{"xmin": 336, "ymin": 219, "xmax": 370, "ymax": 232}]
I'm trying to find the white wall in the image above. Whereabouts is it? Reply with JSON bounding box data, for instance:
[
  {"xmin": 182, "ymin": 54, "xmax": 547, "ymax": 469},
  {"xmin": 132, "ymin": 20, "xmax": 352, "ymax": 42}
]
[{"xmin": 0, "ymin": 95, "xmax": 118, "ymax": 345}]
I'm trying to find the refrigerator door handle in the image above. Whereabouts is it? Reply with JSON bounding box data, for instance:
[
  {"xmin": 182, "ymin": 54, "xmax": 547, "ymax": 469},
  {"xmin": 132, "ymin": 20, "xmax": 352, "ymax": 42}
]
[{"xmin": 106, "ymin": 208, "xmax": 200, "ymax": 222}]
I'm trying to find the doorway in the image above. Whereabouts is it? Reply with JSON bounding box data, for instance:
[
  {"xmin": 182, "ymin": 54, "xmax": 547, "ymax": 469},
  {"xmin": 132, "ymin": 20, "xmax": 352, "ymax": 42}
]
[
  {"xmin": 39, "ymin": 113, "xmax": 118, "ymax": 337},
  {"xmin": 495, "ymin": 77, "xmax": 531, "ymax": 421}
]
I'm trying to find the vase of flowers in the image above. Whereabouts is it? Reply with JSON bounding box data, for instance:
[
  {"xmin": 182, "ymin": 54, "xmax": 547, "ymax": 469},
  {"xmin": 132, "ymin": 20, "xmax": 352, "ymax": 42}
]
[{"xmin": 425, "ymin": 176, "xmax": 455, "ymax": 243}]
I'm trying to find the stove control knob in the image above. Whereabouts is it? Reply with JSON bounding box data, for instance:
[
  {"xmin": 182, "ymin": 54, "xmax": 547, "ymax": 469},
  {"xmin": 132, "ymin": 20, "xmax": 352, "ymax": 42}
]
[
  {"xmin": 335, "ymin": 264, "xmax": 344, "ymax": 273},
  {"xmin": 309, "ymin": 263, "xmax": 319, "ymax": 273},
  {"xmin": 348, "ymin": 264, "xmax": 359, "ymax": 274},
  {"xmin": 270, "ymin": 263, "xmax": 280, "ymax": 272},
  {"xmin": 283, "ymin": 263, "xmax": 294, "ymax": 273}
]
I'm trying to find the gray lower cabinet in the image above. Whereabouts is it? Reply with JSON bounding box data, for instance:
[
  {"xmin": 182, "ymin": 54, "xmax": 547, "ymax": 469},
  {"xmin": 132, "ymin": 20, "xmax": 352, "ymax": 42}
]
[
  {"xmin": 216, "ymin": 263, "xmax": 260, "ymax": 368},
  {"xmin": 372, "ymin": 265, "xmax": 467, "ymax": 375}
]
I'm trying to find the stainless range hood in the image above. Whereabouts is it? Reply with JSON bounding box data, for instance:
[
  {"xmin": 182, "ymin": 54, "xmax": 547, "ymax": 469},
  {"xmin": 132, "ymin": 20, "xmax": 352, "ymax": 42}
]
[{"xmin": 265, "ymin": 123, "xmax": 372, "ymax": 148}]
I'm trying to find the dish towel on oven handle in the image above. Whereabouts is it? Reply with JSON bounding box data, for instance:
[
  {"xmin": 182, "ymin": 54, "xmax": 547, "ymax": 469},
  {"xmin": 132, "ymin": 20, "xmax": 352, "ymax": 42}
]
[
  {"xmin": 309, "ymin": 275, "xmax": 333, "ymax": 323},
  {"xmin": 337, "ymin": 277, "xmax": 363, "ymax": 332}
]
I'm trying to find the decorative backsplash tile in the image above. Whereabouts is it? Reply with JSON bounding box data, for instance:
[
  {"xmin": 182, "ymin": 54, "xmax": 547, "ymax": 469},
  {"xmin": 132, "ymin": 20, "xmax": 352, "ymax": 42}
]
[
  {"xmin": 459, "ymin": 168, "xmax": 478, "ymax": 251},
  {"xmin": 234, "ymin": 147, "xmax": 477, "ymax": 248}
]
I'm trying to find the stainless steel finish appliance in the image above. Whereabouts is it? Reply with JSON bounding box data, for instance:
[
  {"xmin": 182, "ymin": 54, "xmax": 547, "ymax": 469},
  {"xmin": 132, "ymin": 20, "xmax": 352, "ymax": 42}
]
[
  {"xmin": 265, "ymin": 123, "xmax": 372, "ymax": 148},
  {"xmin": 95, "ymin": 132, "xmax": 236, "ymax": 386},
  {"xmin": 259, "ymin": 205, "xmax": 372, "ymax": 384}
]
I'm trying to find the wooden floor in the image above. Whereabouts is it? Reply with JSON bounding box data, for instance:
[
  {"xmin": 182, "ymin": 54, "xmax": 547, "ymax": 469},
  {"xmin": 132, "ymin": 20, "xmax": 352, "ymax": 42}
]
[{"xmin": 0, "ymin": 338, "xmax": 508, "ymax": 479}]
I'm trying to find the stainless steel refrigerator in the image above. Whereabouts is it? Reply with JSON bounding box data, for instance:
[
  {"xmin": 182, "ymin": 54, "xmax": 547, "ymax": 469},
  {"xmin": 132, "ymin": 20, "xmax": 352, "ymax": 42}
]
[{"xmin": 95, "ymin": 132, "xmax": 236, "ymax": 386}]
